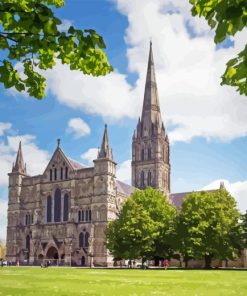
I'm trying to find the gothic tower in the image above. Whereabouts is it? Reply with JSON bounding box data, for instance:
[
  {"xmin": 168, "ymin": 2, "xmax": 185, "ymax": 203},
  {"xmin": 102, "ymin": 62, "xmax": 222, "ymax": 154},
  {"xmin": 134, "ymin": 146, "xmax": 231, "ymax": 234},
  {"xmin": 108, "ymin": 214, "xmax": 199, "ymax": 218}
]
[
  {"xmin": 132, "ymin": 42, "xmax": 170, "ymax": 194},
  {"xmin": 93, "ymin": 124, "xmax": 117, "ymax": 266},
  {"xmin": 6, "ymin": 142, "xmax": 27, "ymax": 262}
]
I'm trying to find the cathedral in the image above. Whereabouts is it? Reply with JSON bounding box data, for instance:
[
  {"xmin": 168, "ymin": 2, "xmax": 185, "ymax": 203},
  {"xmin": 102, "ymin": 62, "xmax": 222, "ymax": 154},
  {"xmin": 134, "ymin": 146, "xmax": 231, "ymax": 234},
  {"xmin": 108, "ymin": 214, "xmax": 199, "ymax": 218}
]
[{"xmin": 7, "ymin": 43, "xmax": 243, "ymax": 268}]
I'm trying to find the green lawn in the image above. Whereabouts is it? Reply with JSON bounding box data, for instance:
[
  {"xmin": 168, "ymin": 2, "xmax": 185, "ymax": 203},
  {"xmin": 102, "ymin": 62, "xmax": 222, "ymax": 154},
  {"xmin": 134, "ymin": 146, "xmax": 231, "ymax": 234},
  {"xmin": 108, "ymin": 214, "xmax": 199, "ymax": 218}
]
[{"xmin": 0, "ymin": 267, "xmax": 246, "ymax": 296}]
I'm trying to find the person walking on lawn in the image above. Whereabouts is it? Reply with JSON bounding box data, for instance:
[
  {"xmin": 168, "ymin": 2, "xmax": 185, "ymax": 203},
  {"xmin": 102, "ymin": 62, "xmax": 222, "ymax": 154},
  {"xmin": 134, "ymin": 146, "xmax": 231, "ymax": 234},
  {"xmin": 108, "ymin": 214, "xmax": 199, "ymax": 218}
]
[{"xmin": 164, "ymin": 260, "xmax": 169, "ymax": 270}]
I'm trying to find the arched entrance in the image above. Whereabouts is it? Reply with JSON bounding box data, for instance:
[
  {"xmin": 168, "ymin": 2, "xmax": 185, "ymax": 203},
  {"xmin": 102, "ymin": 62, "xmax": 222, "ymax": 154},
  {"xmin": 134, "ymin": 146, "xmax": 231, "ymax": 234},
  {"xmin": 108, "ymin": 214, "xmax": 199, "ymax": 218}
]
[
  {"xmin": 81, "ymin": 256, "xmax": 86, "ymax": 266},
  {"xmin": 46, "ymin": 246, "xmax": 59, "ymax": 260}
]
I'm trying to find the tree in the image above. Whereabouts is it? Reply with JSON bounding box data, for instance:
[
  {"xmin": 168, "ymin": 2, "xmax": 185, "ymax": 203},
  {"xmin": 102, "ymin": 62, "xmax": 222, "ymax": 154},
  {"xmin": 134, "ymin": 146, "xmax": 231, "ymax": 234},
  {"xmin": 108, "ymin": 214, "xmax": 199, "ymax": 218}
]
[
  {"xmin": 190, "ymin": 0, "xmax": 247, "ymax": 96},
  {"xmin": 240, "ymin": 211, "xmax": 247, "ymax": 248},
  {"xmin": 106, "ymin": 198, "xmax": 158, "ymax": 264},
  {"xmin": 177, "ymin": 189, "xmax": 242, "ymax": 268},
  {"xmin": 0, "ymin": 240, "xmax": 6, "ymax": 259},
  {"xmin": 0, "ymin": 0, "xmax": 112, "ymax": 99},
  {"xmin": 105, "ymin": 188, "xmax": 177, "ymax": 265}
]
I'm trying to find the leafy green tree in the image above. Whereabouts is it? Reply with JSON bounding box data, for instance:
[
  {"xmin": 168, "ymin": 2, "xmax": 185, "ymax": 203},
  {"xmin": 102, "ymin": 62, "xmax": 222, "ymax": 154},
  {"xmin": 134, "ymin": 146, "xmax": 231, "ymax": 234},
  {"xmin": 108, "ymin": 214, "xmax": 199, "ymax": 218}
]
[
  {"xmin": 190, "ymin": 0, "xmax": 247, "ymax": 96},
  {"xmin": 177, "ymin": 189, "xmax": 242, "ymax": 268},
  {"xmin": 240, "ymin": 211, "xmax": 247, "ymax": 248},
  {"xmin": 0, "ymin": 0, "xmax": 112, "ymax": 99},
  {"xmin": 106, "ymin": 198, "xmax": 158, "ymax": 264},
  {"xmin": 0, "ymin": 240, "xmax": 6, "ymax": 259},
  {"xmin": 106, "ymin": 188, "xmax": 177, "ymax": 264}
]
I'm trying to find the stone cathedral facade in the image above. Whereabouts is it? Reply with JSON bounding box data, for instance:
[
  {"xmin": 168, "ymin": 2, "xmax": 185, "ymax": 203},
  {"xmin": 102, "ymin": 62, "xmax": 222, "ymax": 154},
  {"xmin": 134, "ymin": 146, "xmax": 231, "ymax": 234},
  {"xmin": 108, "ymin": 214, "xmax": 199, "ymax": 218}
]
[
  {"xmin": 6, "ymin": 126, "xmax": 133, "ymax": 267},
  {"xmin": 4, "ymin": 42, "xmax": 181, "ymax": 267},
  {"xmin": 7, "ymin": 43, "xmax": 245, "ymax": 267}
]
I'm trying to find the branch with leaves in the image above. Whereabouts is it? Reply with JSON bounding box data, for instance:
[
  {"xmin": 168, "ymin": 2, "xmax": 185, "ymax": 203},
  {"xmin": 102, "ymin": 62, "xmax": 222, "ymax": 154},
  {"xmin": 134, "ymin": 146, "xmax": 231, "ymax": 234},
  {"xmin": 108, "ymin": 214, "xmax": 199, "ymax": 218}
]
[
  {"xmin": 0, "ymin": 0, "xmax": 113, "ymax": 99},
  {"xmin": 190, "ymin": 0, "xmax": 247, "ymax": 96}
]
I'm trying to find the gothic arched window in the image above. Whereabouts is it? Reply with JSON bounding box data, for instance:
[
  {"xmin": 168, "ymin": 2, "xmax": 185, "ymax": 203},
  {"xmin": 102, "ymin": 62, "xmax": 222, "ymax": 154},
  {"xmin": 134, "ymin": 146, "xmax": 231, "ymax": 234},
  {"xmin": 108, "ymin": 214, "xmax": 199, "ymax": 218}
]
[
  {"xmin": 151, "ymin": 123, "xmax": 155, "ymax": 136},
  {"xmin": 148, "ymin": 148, "xmax": 151, "ymax": 160},
  {"xmin": 47, "ymin": 195, "xmax": 52, "ymax": 223},
  {"xmin": 141, "ymin": 171, "xmax": 145, "ymax": 187},
  {"xmin": 63, "ymin": 193, "xmax": 69, "ymax": 222},
  {"xmin": 147, "ymin": 171, "xmax": 152, "ymax": 186},
  {"xmin": 141, "ymin": 149, "xmax": 145, "ymax": 161},
  {"xmin": 49, "ymin": 169, "xmax": 52, "ymax": 181},
  {"xmin": 79, "ymin": 232, "xmax": 84, "ymax": 248},
  {"xmin": 65, "ymin": 167, "xmax": 68, "ymax": 179},
  {"xmin": 85, "ymin": 232, "xmax": 89, "ymax": 248},
  {"xmin": 54, "ymin": 188, "xmax": 61, "ymax": 222},
  {"xmin": 60, "ymin": 167, "xmax": 63, "ymax": 180},
  {"xmin": 85, "ymin": 210, "xmax": 89, "ymax": 221},
  {"xmin": 89, "ymin": 210, "xmax": 91, "ymax": 222},
  {"xmin": 26, "ymin": 235, "xmax": 30, "ymax": 251},
  {"xmin": 25, "ymin": 214, "xmax": 32, "ymax": 225},
  {"xmin": 54, "ymin": 168, "xmax": 57, "ymax": 181},
  {"xmin": 78, "ymin": 210, "xmax": 81, "ymax": 222},
  {"xmin": 81, "ymin": 210, "xmax": 84, "ymax": 222}
]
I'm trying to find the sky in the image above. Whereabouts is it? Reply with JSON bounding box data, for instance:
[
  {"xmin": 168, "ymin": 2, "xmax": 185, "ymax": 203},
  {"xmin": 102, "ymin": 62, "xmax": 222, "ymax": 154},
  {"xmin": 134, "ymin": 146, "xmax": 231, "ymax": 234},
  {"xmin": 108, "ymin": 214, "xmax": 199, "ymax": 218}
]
[{"xmin": 0, "ymin": 0, "xmax": 247, "ymax": 240}]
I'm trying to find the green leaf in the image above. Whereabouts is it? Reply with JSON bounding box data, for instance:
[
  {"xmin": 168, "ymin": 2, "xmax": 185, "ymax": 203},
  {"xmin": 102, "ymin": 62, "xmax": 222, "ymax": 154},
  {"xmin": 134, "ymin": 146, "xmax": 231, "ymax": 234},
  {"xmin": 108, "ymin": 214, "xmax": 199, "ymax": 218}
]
[
  {"xmin": 215, "ymin": 21, "xmax": 228, "ymax": 43},
  {"xmin": 225, "ymin": 66, "xmax": 237, "ymax": 79},
  {"xmin": 225, "ymin": 6, "xmax": 243, "ymax": 20},
  {"xmin": 0, "ymin": 36, "xmax": 8, "ymax": 49}
]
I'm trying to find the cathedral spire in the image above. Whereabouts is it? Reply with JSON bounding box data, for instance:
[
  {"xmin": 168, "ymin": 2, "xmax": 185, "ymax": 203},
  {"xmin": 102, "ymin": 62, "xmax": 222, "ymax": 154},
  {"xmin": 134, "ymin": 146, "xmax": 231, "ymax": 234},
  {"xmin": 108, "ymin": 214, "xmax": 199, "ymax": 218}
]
[
  {"xmin": 98, "ymin": 124, "xmax": 113, "ymax": 160},
  {"xmin": 141, "ymin": 41, "xmax": 162, "ymax": 126},
  {"xmin": 132, "ymin": 42, "xmax": 170, "ymax": 194},
  {"xmin": 12, "ymin": 141, "xmax": 26, "ymax": 174}
]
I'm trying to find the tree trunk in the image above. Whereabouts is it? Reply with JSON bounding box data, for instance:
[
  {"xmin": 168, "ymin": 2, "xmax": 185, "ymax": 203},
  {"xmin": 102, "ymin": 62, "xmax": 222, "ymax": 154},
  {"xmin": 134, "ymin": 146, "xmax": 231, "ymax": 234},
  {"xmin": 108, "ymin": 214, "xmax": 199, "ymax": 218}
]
[
  {"xmin": 204, "ymin": 254, "xmax": 212, "ymax": 269},
  {"xmin": 184, "ymin": 254, "xmax": 189, "ymax": 268},
  {"xmin": 141, "ymin": 257, "xmax": 145, "ymax": 269}
]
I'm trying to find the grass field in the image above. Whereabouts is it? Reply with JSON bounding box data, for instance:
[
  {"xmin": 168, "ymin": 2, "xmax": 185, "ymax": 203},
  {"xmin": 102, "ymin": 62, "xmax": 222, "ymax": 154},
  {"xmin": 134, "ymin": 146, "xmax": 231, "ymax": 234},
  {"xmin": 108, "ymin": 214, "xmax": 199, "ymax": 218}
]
[{"xmin": 0, "ymin": 267, "xmax": 246, "ymax": 296}]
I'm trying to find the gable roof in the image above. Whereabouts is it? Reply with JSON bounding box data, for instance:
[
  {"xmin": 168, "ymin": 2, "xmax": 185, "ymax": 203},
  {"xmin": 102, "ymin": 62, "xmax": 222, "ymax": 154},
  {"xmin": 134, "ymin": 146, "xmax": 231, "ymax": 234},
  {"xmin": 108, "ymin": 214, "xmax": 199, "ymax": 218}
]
[
  {"xmin": 116, "ymin": 180, "xmax": 134, "ymax": 196},
  {"xmin": 169, "ymin": 189, "xmax": 217, "ymax": 208},
  {"xmin": 42, "ymin": 148, "xmax": 71, "ymax": 174},
  {"xmin": 67, "ymin": 158, "xmax": 87, "ymax": 170}
]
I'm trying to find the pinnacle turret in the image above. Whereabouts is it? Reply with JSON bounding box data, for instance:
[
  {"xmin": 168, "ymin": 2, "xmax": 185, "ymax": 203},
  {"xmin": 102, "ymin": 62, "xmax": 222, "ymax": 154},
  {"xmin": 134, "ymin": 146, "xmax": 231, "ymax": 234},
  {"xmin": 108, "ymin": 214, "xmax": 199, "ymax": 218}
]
[
  {"xmin": 98, "ymin": 124, "xmax": 113, "ymax": 160},
  {"xmin": 12, "ymin": 141, "xmax": 26, "ymax": 174}
]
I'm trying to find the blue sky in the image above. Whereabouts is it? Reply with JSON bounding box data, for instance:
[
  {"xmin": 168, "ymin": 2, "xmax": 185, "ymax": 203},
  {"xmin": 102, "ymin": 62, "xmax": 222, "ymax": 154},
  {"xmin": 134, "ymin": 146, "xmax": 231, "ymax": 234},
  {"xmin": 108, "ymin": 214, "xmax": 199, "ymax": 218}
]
[{"xmin": 0, "ymin": 0, "xmax": 247, "ymax": 239}]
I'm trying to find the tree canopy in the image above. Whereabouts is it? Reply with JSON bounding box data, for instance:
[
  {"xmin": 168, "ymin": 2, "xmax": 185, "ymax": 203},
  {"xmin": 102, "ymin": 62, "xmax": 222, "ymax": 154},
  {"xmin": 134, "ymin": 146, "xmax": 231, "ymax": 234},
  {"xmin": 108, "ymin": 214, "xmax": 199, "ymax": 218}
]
[
  {"xmin": 105, "ymin": 188, "xmax": 177, "ymax": 263},
  {"xmin": 177, "ymin": 189, "xmax": 242, "ymax": 268},
  {"xmin": 0, "ymin": 240, "xmax": 6, "ymax": 259},
  {"xmin": 240, "ymin": 211, "xmax": 247, "ymax": 248},
  {"xmin": 0, "ymin": 0, "xmax": 112, "ymax": 99},
  {"xmin": 190, "ymin": 0, "xmax": 247, "ymax": 96}
]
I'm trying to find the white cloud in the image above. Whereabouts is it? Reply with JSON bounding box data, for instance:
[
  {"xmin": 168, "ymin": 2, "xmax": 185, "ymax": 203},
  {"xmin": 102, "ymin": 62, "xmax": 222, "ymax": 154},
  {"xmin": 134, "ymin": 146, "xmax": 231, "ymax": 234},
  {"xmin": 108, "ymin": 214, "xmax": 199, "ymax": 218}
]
[
  {"xmin": 202, "ymin": 179, "xmax": 247, "ymax": 213},
  {"xmin": 0, "ymin": 198, "xmax": 7, "ymax": 241},
  {"xmin": 116, "ymin": 159, "xmax": 131, "ymax": 184},
  {"xmin": 0, "ymin": 122, "xmax": 12, "ymax": 136},
  {"xmin": 58, "ymin": 19, "xmax": 73, "ymax": 31},
  {"xmin": 81, "ymin": 148, "xmax": 98, "ymax": 164},
  {"xmin": 67, "ymin": 117, "xmax": 91, "ymax": 138},
  {"xmin": 45, "ymin": 64, "xmax": 139, "ymax": 120},
  {"xmin": 0, "ymin": 123, "xmax": 50, "ymax": 186},
  {"xmin": 39, "ymin": 0, "xmax": 247, "ymax": 144}
]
